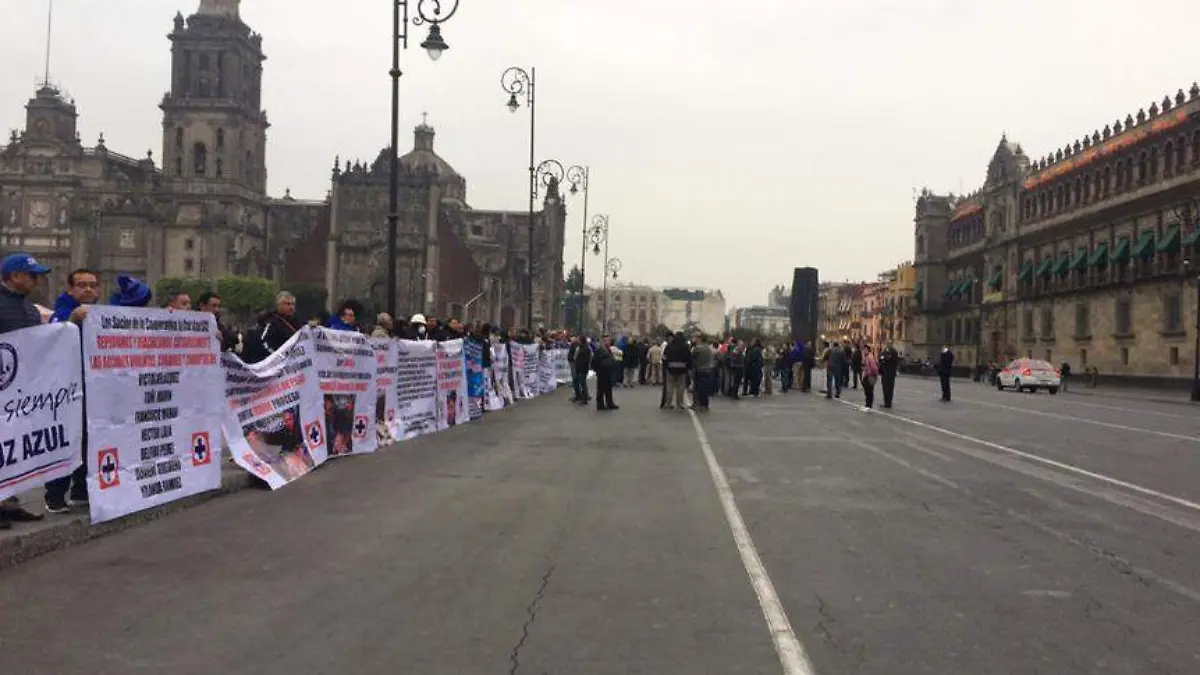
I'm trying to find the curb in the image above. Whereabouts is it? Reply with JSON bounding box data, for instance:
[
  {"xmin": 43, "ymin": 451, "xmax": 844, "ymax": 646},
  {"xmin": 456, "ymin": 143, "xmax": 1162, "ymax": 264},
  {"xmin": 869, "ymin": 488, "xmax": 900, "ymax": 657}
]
[
  {"xmin": 0, "ymin": 466, "xmax": 254, "ymax": 572},
  {"xmin": 1065, "ymin": 389, "xmax": 1198, "ymax": 407}
]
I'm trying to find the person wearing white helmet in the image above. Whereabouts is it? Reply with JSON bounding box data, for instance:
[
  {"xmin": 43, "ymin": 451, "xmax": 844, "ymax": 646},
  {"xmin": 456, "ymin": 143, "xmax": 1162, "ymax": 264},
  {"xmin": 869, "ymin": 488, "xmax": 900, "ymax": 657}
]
[{"xmin": 409, "ymin": 313, "xmax": 429, "ymax": 340}]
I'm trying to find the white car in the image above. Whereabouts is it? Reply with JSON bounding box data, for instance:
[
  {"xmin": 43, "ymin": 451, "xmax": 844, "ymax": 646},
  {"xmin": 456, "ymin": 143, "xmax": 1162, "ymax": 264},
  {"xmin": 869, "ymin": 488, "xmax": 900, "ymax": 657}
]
[{"xmin": 996, "ymin": 358, "xmax": 1061, "ymax": 394}]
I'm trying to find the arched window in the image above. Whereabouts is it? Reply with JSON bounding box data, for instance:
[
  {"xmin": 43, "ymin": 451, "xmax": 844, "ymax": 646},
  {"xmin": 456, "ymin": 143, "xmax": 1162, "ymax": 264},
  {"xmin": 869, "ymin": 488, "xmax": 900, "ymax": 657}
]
[
  {"xmin": 174, "ymin": 127, "xmax": 183, "ymax": 149},
  {"xmin": 1165, "ymin": 142, "xmax": 1175, "ymax": 175},
  {"xmin": 1124, "ymin": 157, "xmax": 1134, "ymax": 187},
  {"xmin": 216, "ymin": 128, "xmax": 225, "ymax": 150},
  {"xmin": 1115, "ymin": 161, "xmax": 1125, "ymax": 191},
  {"xmin": 193, "ymin": 142, "xmax": 207, "ymax": 176},
  {"xmin": 1192, "ymin": 131, "xmax": 1200, "ymax": 165},
  {"xmin": 1138, "ymin": 152, "xmax": 1148, "ymax": 183},
  {"xmin": 1102, "ymin": 166, "xmax": 1111, "ymax": 196},
  {"xmin": 1148, "ymin": 147, "xmax": 1158, "ymax": 180}
]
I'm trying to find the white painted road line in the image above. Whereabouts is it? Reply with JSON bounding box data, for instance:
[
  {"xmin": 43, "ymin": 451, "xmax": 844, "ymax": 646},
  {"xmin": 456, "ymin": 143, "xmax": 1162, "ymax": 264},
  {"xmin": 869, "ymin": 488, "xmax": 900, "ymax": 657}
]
[
  {"xmin": 954, "ymin": 397, "xmax": 1200, "ymax": 443},
  {"xmin": 832, "ymin": 398, "xmax": 1200, "ymax": 515},
  {"xmin": 687, "ymin": 409, "xmax": 817, "ymax": 675}
]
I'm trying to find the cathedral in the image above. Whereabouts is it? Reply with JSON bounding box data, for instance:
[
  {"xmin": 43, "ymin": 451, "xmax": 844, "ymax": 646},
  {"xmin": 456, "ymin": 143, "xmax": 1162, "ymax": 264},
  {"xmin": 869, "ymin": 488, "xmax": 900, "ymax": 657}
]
[{"xmin": 0, "ymin": 0, "xmax": 566, "ymax": 329}]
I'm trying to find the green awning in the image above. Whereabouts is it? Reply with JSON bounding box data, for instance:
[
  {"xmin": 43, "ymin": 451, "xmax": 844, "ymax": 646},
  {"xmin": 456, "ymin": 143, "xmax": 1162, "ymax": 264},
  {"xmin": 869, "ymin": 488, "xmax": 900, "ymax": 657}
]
[
  {"xmin": 1112, "ymin": 236, "xmax": 1131, "ymax": 263},
  {"xmin": 1035, "ymin": 258, "xmax": 1054, "ymax": 277},
  {"xmin": 1052, "ymin": 252, "xmax": 1071, "ymax": 276},
  {"xmin": 1088, "ymin": 241, "xmax": 1108, "ymax": 267},
  {"xmin": 1131, "ymin": 231, "xmax": 1155, "ymax": 259},
  {"xmin": 1068, "ymin": 247, "xmax": 1087, "ymax": 271},
  {"xmin": 1184, "ymin": 228, "xmax": 1200, "ymax": 247},
  {"xmin": 986, "ymin": 269, "xmax": 1002, "ymax": 289},
  {"xmin": 1018, "ymin": 260, "xmax": 1034, "ymax": 283},
  {"xmin": 1156, "ymin": 225, "xmax": 1180, "ymax": 254},
  {"xmin": 943, "ymin": 284, "xmax": 955, "ymax": 299}
]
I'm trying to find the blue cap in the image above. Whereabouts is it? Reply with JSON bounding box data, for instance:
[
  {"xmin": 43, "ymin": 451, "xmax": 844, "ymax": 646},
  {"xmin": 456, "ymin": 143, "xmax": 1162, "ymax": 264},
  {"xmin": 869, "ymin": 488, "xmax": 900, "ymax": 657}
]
[{"xmin": 0, "ymin": 253, "xmax": 51, "ymax": 276}]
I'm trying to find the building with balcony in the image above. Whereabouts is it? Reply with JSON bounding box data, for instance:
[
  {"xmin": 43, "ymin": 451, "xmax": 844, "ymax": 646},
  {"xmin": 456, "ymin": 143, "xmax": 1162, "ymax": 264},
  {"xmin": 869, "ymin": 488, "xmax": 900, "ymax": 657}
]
[{"xmin": 912, "ymin": 83, "xmax": 1200, "ymax": 377}]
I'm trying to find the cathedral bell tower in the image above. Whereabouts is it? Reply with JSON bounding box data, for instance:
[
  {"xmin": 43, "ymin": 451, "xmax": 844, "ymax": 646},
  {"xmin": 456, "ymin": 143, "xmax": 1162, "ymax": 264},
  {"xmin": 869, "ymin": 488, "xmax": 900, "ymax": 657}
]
[{"xmin": 160, "ymin": 0, "xmax": 269, "ymax": 194}]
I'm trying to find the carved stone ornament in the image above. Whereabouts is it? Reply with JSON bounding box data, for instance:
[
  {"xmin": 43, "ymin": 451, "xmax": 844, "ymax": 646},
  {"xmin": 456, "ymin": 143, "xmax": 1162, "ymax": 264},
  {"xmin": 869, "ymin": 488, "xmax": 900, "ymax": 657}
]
[{"xmin": 29, "ymin": 199, "xmax": 51, "ymax": 229}]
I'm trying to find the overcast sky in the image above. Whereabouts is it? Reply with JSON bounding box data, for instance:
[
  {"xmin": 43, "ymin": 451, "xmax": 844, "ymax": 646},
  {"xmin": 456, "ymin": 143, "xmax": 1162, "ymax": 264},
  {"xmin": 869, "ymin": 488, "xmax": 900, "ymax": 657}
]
[{"xmin": 2, "ymin": 0, "xmax": 1198, "ymax": 308}]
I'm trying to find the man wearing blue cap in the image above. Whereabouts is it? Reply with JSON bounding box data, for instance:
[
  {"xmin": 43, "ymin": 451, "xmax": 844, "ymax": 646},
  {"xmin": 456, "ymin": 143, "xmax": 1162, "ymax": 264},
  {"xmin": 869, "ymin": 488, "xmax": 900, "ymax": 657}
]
[{"xmin": 0, "ymin": 252, "xmax": 51, "ymax": 526}]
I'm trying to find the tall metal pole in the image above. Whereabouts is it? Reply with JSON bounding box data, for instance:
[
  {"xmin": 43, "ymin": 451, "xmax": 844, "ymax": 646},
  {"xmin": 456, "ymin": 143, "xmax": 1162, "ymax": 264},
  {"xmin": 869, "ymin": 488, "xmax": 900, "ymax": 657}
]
[
  {"xmin": 526, "ymin": 69, "xmax": 537, "ymax": 332},
  {"xmin": 386, "ymin": 0, "xmax": 404, "ymax": 318},
  {"xmin": 602, "ymin": 233, "xmax": 611, "ymax": 334},
  {"xmin": 383, "ymin": 0, "xmax": 459, "ymax": 319},
  {"xmin": 578, "ymin": 170, "xmax": 590, "ymax": 335}
]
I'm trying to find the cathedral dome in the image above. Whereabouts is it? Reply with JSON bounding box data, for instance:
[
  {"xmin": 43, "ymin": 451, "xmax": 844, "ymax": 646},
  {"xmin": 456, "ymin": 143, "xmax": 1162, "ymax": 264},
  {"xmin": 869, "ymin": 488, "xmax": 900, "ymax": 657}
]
[{"xmin": 398, "ymin": 122, "xmax": 462, "ymax": 182}]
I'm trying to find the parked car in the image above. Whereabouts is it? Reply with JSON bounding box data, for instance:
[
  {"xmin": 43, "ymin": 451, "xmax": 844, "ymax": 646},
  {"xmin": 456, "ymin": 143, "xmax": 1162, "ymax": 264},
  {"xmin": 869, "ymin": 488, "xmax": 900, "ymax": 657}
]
[{"xmin": 996, "ymin": 358, "xmax": 1061, "ymax": 394}]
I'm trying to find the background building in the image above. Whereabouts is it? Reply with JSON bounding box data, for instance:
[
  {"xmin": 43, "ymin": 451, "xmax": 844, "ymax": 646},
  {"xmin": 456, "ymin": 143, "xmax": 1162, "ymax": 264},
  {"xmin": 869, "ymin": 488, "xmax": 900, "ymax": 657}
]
[
  {"xmin": 911, "ymin": 83, "xmax": 1200, "ymax": 378},
  {"xmin": 660, "ymin": 287, "xmax": 726, "ymax": 335},
  {"xmin": 0, "ymin": 0, "xmax": 565, "ymax": 328},
  {"xmin": 585, "ymin": 282, "xmax": 663, "ymax": 336},
  {"xmin": 730, "ymin": 305, "xmax": 790, "ymax": 336}
]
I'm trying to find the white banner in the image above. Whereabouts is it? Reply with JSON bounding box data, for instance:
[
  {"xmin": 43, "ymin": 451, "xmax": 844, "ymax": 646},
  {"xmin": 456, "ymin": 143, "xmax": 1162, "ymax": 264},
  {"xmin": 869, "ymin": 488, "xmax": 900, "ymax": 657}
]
[
  {"xmin": 435, "ymin": 338, "xmax": 470, "ymax": 430},
  {"xmin": 313, "ymin": 328, "xmax": 378, "ymax": 456},
  {"xmin": 553, "ymin": 348, "xmax": 571, "ymax": 385},
  {"xmin": 83, "ymin": 307, "xmax": 224, "ymax": 524},
  {"xmin": 492, "ymin": 343, "xmax": 514, "ymax": 406},
  {"xmin": 221, "ymin": 328, "xmax": 327, "ymax": 489},
  {"xmin": 0, "ymin": 323, "xmax": 84, "ymax": 501},
  {"xmin": 509, "ymin": 344, "xmax": 527, "ymax": 399},
  {"xmin": 371, "ymin": 338, "xmax": 400, "ymax": 443},
  {"xmin": 538, "ymin": 347, "xmax": 556, "ymax": 394},
  {"xmin": 522, "ymin": 344, "xmax": 540, "ymax": 398},
  {"xmin": 395, "ymin": 339, "xmax": 438, "ymax": 439}
]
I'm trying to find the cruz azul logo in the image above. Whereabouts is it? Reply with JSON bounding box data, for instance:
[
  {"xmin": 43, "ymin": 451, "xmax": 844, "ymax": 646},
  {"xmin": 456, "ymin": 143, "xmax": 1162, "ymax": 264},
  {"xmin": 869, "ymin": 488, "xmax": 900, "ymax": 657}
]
[
  {"xmin": 0, "ymin": 342, "xmax": 17, "ymax": 392},
  {"xmin": 97, "ymin": 448, "xmax": 120, "ymax": 489}
]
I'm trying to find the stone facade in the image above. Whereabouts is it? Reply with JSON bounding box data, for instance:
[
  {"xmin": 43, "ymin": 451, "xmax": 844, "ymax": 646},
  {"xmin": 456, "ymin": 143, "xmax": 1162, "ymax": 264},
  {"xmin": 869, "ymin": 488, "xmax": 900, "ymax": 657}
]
[
  {"xmin": 586, "ymin": 283, "xmax": 664, "ymax": 336},
  {"xmin": 323, "ymin": 124, "xmax": 565, "ymax": 328},
  {"xmin": 913, "ymin": 84, "xmax": 1200, "ymax": 378},
  {"xmin": 732, "ymin": 305, "xmax": 790, "ymax": 336},
  {"xmin": 0, "ymin": 0, "xmax": 565, "ymax": 328},
  {"xmin": 660, "ymin": 288, "xmax": 726, "ymax": 336}
]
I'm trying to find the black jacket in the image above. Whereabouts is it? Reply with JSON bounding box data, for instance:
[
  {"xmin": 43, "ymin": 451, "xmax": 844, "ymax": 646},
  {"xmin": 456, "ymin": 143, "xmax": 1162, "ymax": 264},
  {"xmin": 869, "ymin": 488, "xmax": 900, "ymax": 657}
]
[
  {"xmin": 0, "ymin": 286, "xmax": 42, "ymax": 334},
  {"xmin": 261, "ymin": 312, "xmax": 300, "ymax": 355},
  {"xmin": 663, "ymin": 339, "xmax": 692, "ymax": 373},
  {"xmin": 879, "ymin": 347, "xmax": 900, "ymax": 376},
  {"xmin": 591, "ymin": 345, "xmax": 615, "ymax": 373}
]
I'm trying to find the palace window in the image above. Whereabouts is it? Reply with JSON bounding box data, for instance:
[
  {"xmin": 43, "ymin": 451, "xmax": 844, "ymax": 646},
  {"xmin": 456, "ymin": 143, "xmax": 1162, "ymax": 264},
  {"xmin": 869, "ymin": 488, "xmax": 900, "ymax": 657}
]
[
  {"xmin": 1165, "ymin": 142, "xmax": 1176, "ymax": 176},
  {"xmin": 193, "ymin": 142, "xmax": 207, "ymax": 176},
  {"xmin": 1148, "ymin": 147, "xmax": 1159, "ymax": 180},
  {"xmin": 1115, "ymin": 297, "xmax": 1132, "ymax": 335},
  {"xmin": 1022, "ymin": 309, "xmax": 1034, "ymax": 338},
  {"xmin": 1074, "ymin": 302, "xmax": 1089, "ymax": 338},
  {"xmin": 1164, "ymin": 292, "xmax": 1183, "ymax": 333},
  {"xmin": 1040, "ymin": 306, "xmax": 1054, "ymax": 338}
]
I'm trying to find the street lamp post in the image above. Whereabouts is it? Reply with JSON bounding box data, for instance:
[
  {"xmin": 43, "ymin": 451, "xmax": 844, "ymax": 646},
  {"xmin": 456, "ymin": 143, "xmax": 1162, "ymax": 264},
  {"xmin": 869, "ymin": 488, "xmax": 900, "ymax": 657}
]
[
  {"xmin": 501, "ymin": 66, "xmax": 559, "ymax": 332},
  {"xmin": 517, "ymin": 159, "xmax": 565, "ymax": 331},
  {"xmin": 566, "ymin": 166, "xmax": 590, "ymax": 335},
  {"xmin": 386, "ymin": 0, "xmax": 459, "ymax": 319},
  {"xmin": 604, "ymin": 257, "xmax": 622, "ymax": 335},
  {"xmin": 588, "ymin": 214, "xmax": 609, "ymax": 333}
]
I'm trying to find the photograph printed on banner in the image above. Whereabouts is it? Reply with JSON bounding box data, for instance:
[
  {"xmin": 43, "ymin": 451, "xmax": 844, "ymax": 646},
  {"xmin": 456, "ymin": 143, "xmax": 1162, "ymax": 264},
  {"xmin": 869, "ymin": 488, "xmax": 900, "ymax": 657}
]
[
  {"xmin": 370, "ymin": 337, "xmax": 400, "ymax": 443},
  {"xmin": 313, "ymin": 327, "xmax": 378, "ymax": 456},
  {"xmin": 435, "ymin": 339, "xmax": 469, "ymax": 431},
  {"xmin": 222, "ymin": 328, "xmax": 328, "ymax": 490},
  {"xmin": 0, "ymin": 323, "xmax": 85, "ymax": 503}
]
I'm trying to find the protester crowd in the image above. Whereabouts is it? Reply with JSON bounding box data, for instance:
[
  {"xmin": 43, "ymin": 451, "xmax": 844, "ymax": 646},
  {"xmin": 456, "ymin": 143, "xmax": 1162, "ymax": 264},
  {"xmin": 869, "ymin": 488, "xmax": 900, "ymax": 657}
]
[{"xmin": 0, "ymin": 249, "xmax": 960, "ymax": 531}]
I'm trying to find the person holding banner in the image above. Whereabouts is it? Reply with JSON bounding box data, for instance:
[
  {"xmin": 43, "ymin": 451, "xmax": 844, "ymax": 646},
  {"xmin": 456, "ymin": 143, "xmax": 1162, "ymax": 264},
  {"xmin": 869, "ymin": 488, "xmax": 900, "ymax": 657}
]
[
  {"xmin": 45, "ymin": 268, "xmax": 102, "ymax": 513},
  {"xmin": 0, "ymin": 253, "xmax": 53, "ymax": 526}
]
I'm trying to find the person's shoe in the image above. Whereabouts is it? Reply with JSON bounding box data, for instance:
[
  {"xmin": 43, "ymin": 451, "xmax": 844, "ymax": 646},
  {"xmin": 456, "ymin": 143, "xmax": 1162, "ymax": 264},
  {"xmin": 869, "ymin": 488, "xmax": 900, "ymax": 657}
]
[
  {"xmin": 609, "ymin": 405, "xmax": 620, "ymax": 410},
  {"xmin": 862, "ymin": 406, "xmax": 872, "ymax": 413},
  {"xmin": 69, "ymin": 492, "xmax": 89, "ymax": 506},
  {"xmin": 45, "ymin": 497, "xmax": 70, "ymax": 514}
]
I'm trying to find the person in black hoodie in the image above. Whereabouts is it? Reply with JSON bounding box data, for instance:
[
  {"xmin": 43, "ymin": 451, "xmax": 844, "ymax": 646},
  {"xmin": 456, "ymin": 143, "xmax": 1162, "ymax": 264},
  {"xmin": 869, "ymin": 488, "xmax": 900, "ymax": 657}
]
[
  {"xmin": 850, "ymin": 344, "xmax": 863, "ymax": 389},
  {"xmin": 744, "ymin": 339, "xmax": 765, "ymax": 397},
  {"xmin": 591, "ymin": 335, "xmax": 618, "ymax": 411},
  {"xmin": 937, "ymin": 344, "xmax": 955, "ymax": 401},
  {"xmin": 662, "ymin": 332, "xmax": 692, "ymax": 409},
  {"xmin": 878, "ymin": 341, "xmax": 900, "ymax": 408},
  {"xmin": 568, "ymin": 334, "xmax": 592, "ymax": 405},
  {"xmin": 726, "ymin": 341, "xmax": 745, "ymax": 398}
]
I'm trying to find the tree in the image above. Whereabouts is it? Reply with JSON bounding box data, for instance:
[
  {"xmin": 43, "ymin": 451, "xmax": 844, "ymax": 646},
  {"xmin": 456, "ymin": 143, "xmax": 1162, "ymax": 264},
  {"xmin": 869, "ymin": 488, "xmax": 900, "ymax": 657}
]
[
  {"xmin": 289, "ymin": 282, "xmax": 328, "ymax": 323},
  {"xmin": 565, "ymin": 264, "xmax": 584, "ymax": 294},
  {"xmin": 216, "ymin": 276, "xmax": 277, "ymax": 325},
  {"xmin": 154, "ymin": 277, "xmax": 214, "ymax": 306}
]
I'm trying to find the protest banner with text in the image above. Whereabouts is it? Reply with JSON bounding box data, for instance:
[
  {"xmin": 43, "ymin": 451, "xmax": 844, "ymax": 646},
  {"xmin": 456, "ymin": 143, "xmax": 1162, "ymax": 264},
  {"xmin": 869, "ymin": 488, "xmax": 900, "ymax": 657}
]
[
  {"xmin": 435, "ymin": 339, "xmax": 470, "ymax": 431},
  {"xmin": 0, "ymin": 323, "xmax": 84, "ymax": 502},
  {"xmin": 313, "ymin": 328, "xmax": 378, "ymax": 456},
  {"xmin": 371, "ymin": 337, "xmax": 400, "ymax": 443},
  {"xmin": 83, "ymin": 307, "xmax": 224, "ymax": 523},
  {"xmin": 395, "ymin": 339, "xmax": 438, "ymax": 439},
  {"xmin": 222, "ymin": 328, "xmax": 327, "ymax": 489}
]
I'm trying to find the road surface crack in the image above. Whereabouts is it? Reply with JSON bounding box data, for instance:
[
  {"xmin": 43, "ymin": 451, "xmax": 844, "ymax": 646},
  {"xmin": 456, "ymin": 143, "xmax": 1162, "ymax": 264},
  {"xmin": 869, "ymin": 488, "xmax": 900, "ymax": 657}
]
[{"xmin": 509, "ymin": 565, "xmax": 556, "ymax": 675}]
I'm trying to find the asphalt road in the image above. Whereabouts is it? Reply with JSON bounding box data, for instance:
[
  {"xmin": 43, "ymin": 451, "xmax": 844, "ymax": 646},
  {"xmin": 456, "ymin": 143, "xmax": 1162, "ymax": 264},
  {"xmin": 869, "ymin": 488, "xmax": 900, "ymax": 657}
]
[{"xmin": 3, "ymin": 377, "xmax": 1199, "ymax": 674}]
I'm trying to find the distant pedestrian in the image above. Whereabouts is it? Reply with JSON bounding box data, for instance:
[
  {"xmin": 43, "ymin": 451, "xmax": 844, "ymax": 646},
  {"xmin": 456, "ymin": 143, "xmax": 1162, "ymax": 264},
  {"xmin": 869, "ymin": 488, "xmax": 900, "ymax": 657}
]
[
  {"xmin": 860, "ymin": 345, "xmax": 878, "ymax": 411},
  {"xmin": 879, "ymin": 341, "xmax": 899, "ymax": 408},
  {"xmin": 826, "ymin": 340, "xmax": 845, "ymax": 399},
  {"xmin": 937, "ymin": 344, "xmax": 954, "ymax": 401},
  {"xmin": 662, "ymin": 332, "xmax": 692, "ymax": 410},
  {"xmin": 592, "ymin": 335, "xmax": 619, "ymax": 411}
]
